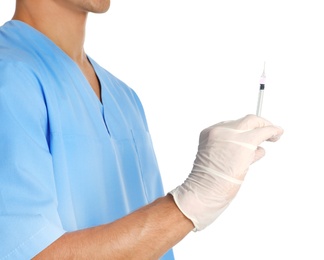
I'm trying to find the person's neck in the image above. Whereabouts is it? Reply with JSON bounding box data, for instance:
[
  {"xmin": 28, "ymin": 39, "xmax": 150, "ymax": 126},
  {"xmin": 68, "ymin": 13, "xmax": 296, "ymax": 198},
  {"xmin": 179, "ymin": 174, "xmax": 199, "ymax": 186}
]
[{"xmin": 13, "ymin": 1, "xmax": 88, "ymax": 65}]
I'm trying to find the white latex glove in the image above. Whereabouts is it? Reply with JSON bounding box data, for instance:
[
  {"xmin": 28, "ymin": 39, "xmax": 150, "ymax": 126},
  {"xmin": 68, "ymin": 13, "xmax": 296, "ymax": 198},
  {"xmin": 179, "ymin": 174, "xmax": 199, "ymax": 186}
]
[{"xmin": 169, "ymin": 114, "xmax": 284, "ymax": 231}]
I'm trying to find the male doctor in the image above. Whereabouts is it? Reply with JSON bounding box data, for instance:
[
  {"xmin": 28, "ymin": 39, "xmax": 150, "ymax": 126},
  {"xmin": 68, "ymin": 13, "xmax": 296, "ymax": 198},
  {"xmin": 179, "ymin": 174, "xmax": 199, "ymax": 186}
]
[{"xmin": 0, "ymin": 0, "xmax": 283, "ymax": 259}]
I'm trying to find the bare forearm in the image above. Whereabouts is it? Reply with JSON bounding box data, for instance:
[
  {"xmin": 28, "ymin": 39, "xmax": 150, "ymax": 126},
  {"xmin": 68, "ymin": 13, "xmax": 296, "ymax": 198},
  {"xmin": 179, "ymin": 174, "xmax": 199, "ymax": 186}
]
[{"xmin": 33, "ymin": 194, "xmax": 193, "ymax": 259}]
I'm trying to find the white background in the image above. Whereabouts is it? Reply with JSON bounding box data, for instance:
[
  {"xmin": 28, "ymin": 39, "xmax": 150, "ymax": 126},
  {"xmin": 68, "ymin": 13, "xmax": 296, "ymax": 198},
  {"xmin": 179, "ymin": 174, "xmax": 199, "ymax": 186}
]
[{"xmin": 1, "ymin": 0, "xmax": 324, "ymax": 259}]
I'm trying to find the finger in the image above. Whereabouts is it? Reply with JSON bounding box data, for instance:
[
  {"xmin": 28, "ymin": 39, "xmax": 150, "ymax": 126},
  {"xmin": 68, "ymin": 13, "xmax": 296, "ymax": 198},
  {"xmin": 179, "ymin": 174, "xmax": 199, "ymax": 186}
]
[
  {"xmin": 248, "ymin": 125, "xmax": 284, "ymax": 146},
  {"xmin": 239, "ymin": 114, "xmax": 275, "ymax": 130},
  {"xmin": 252, "ymin": 146, "xmax": 265, "ymax": 163},
  {"xmin": 267, "ymin": 127, "xmax": 284, "ymax": 142},
  {"xmin": 215, "ymin": 114, "xmax": 275, "ymax": 131}
]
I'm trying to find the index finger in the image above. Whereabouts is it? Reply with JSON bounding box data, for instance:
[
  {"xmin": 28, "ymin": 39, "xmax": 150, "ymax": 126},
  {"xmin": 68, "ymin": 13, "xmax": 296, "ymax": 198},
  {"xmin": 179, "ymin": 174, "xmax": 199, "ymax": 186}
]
[
  {"xmin": 216, "ymin": 114, "xmax": 275, "ymax": 131},
  {"xmin": 237, "ymin": 114, "xmax": 275, "ymax": 130}
]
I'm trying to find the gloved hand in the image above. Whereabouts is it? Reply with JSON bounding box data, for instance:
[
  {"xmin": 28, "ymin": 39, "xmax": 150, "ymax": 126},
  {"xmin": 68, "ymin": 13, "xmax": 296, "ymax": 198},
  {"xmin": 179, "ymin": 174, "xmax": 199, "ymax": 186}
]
[{"xmin": 169, "ymin": 114, "xmax": 284, "ymax": 231}]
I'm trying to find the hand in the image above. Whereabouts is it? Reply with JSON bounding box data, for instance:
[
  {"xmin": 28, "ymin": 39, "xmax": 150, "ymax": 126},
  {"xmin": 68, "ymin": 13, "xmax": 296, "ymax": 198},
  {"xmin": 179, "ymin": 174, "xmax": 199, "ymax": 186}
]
[{"xmin": 169, "ymin": 114, "xmax": 284, "ymax": 231}]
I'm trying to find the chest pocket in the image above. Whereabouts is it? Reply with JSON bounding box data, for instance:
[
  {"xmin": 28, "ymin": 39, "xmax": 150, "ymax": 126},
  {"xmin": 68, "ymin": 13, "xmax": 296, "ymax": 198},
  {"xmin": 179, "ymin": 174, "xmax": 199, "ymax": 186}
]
[{"xmin": 130, "ymin": 128, "xmax": 165, "ymax": 202}]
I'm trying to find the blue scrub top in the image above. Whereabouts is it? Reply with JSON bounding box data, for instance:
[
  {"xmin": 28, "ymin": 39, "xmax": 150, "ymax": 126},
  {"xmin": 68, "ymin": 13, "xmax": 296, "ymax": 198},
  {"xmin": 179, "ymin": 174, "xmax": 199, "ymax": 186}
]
[{"xmin": 0, "ymin": 21, "xmax": 174, "ymax": 260}]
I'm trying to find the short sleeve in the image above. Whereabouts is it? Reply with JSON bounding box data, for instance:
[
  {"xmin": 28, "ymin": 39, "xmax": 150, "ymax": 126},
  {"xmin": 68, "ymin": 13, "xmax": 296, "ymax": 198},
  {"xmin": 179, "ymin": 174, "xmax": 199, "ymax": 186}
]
[{"xmin": 0, "ymin": 62, "xmax": 65, "ymax": 259}]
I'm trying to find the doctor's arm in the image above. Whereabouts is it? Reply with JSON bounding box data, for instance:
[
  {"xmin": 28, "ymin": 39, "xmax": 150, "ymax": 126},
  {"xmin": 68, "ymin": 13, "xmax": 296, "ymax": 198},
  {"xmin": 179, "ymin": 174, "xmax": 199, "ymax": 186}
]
[
  {"xmin": 34, "ymin": 194, "xmax": 192, "ymax": 260},
  {"xmin": 34, "ymin": 115, "xmax": 283, "ymax": 259}
]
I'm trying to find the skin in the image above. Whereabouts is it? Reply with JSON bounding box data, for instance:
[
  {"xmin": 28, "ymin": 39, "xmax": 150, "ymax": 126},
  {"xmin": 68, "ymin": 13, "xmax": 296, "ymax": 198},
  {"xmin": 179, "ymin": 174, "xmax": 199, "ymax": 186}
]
[
  {"xmin": 33, "ymin": 195, "xmax": 193, "ymax": 259},
  {"xmin": 13, "ymin": 0, "xmax": 111, "ymax": 101},
  {"xmin": 13, "ymin": 0, "xmax": 194, "ymax": 259}
]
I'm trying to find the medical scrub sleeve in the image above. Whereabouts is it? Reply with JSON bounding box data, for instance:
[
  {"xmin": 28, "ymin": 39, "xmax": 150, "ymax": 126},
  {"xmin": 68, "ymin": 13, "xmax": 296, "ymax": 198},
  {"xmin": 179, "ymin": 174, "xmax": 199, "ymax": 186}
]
[{"xmin": 0, "ymin": 62, "xmax": 65, "ymax": 259}]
